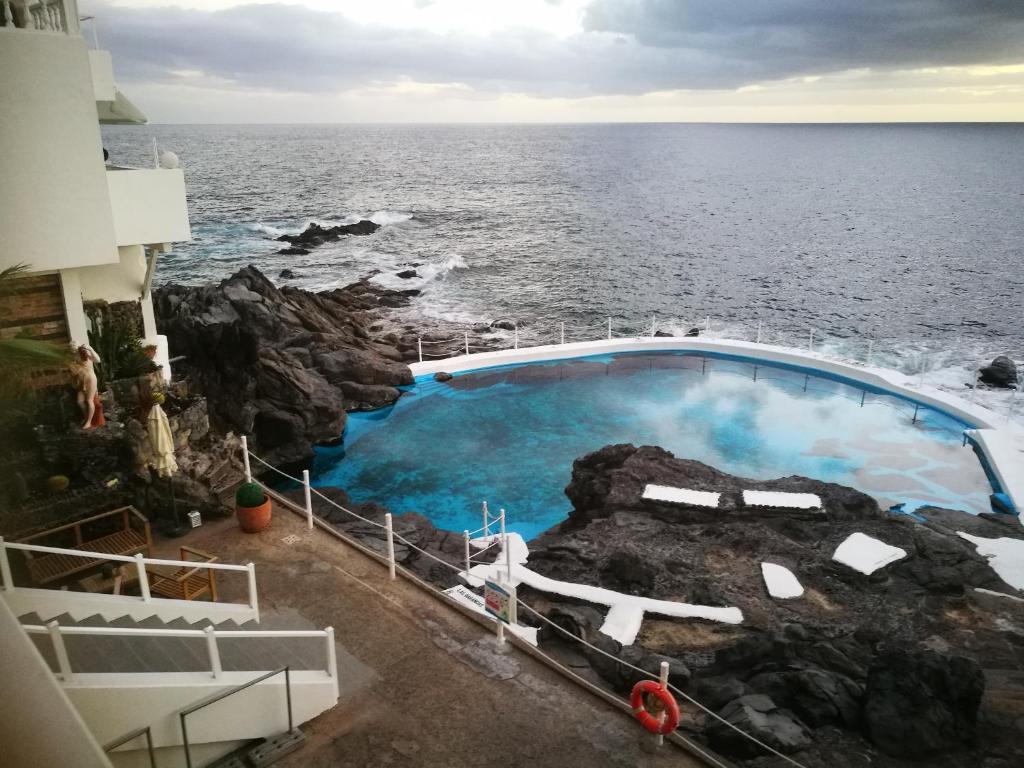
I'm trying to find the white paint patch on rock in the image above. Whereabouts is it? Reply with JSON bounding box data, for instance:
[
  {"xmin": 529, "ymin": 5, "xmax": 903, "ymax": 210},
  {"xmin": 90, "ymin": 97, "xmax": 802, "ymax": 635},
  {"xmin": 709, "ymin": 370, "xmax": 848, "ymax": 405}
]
[
  {"xmin": 833, "ymin": 532, "xmax": 908, "ymax": 575},
  {"xmin": 958, "ymin": 533, "xmax": 1024, "ymax": 591},
  {"xmin": 642, "ymin": 484, "xmax": 721, "ymax": 507},
  {"xmin": 761, "ymin": 563, "xmax": 804, "ymax": 599},
  {"xmin": 464, "ymin": 532, "xmax": 744, "ymax": 646},
  {"xmin": 743, "ymin": 490, "xmax": 822, "ymax": 509}
]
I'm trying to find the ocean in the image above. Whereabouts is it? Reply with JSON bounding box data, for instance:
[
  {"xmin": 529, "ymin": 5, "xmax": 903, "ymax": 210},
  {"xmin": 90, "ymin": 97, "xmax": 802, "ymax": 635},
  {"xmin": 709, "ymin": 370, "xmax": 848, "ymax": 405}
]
[{"xmin": 102, "ymin": 122, "xmax": 1024, "ymax": 412}]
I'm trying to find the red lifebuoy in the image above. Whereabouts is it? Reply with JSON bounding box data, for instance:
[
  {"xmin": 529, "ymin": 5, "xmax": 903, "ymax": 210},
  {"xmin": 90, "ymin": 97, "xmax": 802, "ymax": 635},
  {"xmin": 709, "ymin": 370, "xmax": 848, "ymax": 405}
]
[{"xmin": 630, "ymin": 680, "xmax": 680, "ymax": 735}]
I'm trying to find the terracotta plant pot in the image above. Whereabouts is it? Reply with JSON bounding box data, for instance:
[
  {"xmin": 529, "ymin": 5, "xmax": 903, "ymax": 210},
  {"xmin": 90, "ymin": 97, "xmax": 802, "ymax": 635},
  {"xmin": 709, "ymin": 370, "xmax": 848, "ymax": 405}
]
[{"xmin": 235, "ymin": 498, "xmax": 272, "ymax": 533}]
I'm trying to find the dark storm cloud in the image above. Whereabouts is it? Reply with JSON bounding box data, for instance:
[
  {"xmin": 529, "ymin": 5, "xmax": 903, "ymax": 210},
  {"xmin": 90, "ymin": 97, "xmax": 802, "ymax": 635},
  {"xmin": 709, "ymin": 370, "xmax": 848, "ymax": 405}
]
[{"xmin": 93, "ymin": 0, "xmax": 1024, "ymax": 96}]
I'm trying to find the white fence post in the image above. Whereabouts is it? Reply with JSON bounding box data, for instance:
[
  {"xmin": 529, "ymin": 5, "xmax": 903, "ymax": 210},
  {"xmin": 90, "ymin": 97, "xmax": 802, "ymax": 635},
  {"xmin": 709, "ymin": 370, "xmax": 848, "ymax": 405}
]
[
  {"xmin": 650, "ymin": 315, "xmax": 656, "ymax": 337},
  {"xmin": 705, "ymin": 316, "xmax": 710, "ymax": 332},
  {"xmin": 417, "ymin": 337, "xmax": 423, "ymax": 363},
  {"xmin": 463, "ymin": 530, "xmax": 471, "ymax": 580},
  {"xmin": 513, "ymin": 323, "xmax": 519, "ymax": 350},
  {"xmin": 756, "ymin": 320, "xmax": 762, "ymax": 344},
  {"xmin": 0, "ymin": 538, "xmax": 14, "ymax": 593},
  {"xmin": 464, "ymin": 332, "xmax": 470, "ymax": 356},
  {"xmin": 241, "ymin": 435, "xmax": 252, "ymax": 483},
  {"xmin": 204, "ymin": 626, "xmax": 222, "ymax": 679},
  {"xmin": 302, "ymin": 469, "xmax": 313, "ymax": 531},
  {"xmin": 384, "ymin": 513, "xmax": 396, "ymax": 580},
  {"xmin": 500, "ymin": 508, "xmax": 511, "ymax": 584},
  {"xmin": 135, "ymin": 553, "xmax": 151, "ymax": 602},
  {"xmin": 560, "ymin": 322, "xmax": 565, "ymax": 345},
  {"xmin": 656, "ymin": 660, "xmax": 670, "ymax": 746},
  {"xmin": 325, "ymin": 626, "xmax": 339, "ymax": 697},
  {"xmin": 607, "ymin": 317, "xmax": 612, "ymax": 340},
  {"xmin": 866, "ymin": 339, "xmax": 873, "ymax": 365},
  {"xmin": 247, "ymin": 562, "xmax": 259, "ymax": 621},
  {"xmin": 48, "ymin": 621, "xmax": 73, "ymax": 681},
  {"xmin": 808, "ymin": 328, "xmax": 815, "ymax": 351},
  {"xmin": 482, "ymin": 500, "xmax": 490, "ymax": 538}
]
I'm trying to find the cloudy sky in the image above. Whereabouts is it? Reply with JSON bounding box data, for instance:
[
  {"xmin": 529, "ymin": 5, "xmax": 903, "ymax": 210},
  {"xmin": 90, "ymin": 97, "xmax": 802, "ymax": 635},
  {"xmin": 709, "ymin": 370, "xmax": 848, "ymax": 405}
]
[{"xmin": 85, "ymin": 0, "xmax": 1024, "ymax": 123}]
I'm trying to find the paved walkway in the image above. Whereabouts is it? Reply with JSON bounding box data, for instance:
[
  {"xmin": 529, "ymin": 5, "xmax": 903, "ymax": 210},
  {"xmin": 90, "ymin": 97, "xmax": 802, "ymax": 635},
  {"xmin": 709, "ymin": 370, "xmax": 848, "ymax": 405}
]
[{"xmin": 158, "ymin": 507, "xmax": 705, "ymax": 768}]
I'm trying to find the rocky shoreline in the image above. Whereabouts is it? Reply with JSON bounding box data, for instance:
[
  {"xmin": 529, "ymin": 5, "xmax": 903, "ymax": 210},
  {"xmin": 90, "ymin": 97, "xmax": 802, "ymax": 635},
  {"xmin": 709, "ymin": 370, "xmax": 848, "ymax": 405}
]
[{"xmin": 154, "ymin": 264, "xmax": 1024, "ymax": 767}]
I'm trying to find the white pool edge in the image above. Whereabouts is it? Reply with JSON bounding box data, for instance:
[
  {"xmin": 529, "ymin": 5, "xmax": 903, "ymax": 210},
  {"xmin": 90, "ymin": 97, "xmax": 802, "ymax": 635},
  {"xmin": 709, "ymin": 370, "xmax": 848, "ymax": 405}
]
[{"xmin": 408, "ymin": 336, "xmax": 1024, "ymax": 524}]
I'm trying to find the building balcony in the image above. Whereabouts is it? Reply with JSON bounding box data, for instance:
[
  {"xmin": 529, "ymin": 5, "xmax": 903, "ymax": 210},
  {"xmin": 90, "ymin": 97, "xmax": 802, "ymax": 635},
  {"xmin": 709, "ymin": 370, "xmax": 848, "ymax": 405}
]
[
  {"xmin": 0, "ymin": 0, "xmax": 79, "ymax": 35},
  {"xmin": 106, "ymin": 167, "xmax": 192, "ymax": 248}
]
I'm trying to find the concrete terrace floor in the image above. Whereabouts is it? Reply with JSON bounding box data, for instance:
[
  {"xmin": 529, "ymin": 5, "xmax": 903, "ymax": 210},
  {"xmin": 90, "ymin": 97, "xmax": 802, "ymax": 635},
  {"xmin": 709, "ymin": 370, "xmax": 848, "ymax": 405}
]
[{"xmin": 153, "ymin": 506, "xmax": 705, "ymax": 768}]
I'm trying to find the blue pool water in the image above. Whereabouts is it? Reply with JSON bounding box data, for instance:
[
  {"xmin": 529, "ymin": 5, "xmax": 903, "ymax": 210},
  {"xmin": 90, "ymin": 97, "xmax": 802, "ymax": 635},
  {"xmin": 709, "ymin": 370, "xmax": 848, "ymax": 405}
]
[{"xmin": 311, "ymin": 352, "xmax": 994, "ymax": 540}]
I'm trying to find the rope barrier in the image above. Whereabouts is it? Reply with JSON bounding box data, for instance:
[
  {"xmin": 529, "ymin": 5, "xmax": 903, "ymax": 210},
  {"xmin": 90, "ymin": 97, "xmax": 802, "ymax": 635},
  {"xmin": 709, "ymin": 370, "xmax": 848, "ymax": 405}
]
[
  {"xmin": 514, "ymin": 600, "xmax": 811, "ymax": 768},
  {"xmin": 419, "ymin": 336, "xmax": 464, "ymax": 345}
]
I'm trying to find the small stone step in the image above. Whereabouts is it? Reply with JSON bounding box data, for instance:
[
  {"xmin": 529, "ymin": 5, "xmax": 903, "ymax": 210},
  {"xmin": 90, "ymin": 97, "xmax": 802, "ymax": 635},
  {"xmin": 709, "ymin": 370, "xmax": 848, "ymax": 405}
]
[{"xmin": 248, "ymin": 729, "xmax": 305, "ymax": 767}]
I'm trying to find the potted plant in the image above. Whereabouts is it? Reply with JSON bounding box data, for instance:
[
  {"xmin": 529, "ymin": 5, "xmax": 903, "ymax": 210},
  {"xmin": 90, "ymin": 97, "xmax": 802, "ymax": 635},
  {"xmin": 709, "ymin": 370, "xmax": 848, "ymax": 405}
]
[{"xmin": 235, "ymin": 482, "xmax": 271, "ymax": 533}]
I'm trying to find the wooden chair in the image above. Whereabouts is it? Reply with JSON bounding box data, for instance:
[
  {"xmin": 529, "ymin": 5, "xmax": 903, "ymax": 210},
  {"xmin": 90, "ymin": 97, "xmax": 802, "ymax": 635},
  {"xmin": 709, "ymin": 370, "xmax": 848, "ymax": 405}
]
[
  {"xmin": 16, "ymin": 507, "xmax": 152, "ymax": 587},
  {"xmin": 145, "ymin": 546, "xmax": 219, "ymax": 602}
]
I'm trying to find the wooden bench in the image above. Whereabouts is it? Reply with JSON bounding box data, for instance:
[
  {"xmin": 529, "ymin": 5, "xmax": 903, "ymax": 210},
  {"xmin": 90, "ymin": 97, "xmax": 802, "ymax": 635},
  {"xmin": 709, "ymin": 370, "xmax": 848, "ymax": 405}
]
[
  {"xmin": 146, "ymin": 546, "xmax": 219, "ymax": 602},
  {"xmin": 16, "ymin": 507, "xmax": 152, "ymax": 587}
]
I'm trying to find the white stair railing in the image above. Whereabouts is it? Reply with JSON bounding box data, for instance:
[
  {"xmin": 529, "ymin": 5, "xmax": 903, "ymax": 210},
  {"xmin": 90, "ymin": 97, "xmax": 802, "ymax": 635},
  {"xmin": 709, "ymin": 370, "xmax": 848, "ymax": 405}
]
[
  {"xmin": 20, "ymin": 622, "xmax": 338, "ymax": 684},
  {"xmin": 0, "ymin": 537, "xmax": 258, "ymax": 616}
]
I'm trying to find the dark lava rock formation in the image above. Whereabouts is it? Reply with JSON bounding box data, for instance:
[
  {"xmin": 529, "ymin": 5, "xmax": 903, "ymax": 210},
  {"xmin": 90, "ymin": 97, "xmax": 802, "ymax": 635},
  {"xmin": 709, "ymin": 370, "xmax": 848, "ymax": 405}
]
[
  {"xmin": 154, "ymin": 266, "xmax": 412, "ymax": 467},
  {"xmin": 276, "ymin": 220, "xmax": 379, "ymax": 249},
  {"xmin": 519, "ymin": 444, "xmax": 1024, "ymax": 767},
  {"xmin": 979, "ymin": 355, "xmax": 1018, "ymax": 388}
]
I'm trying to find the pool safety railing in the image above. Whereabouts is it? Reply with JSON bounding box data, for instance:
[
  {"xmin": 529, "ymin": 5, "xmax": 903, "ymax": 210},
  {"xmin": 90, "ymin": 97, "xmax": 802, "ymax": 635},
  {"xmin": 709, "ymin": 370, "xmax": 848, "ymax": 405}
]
[
  {"xmin": 414, "ymin": 316, "xmax": 1023, "ymax": 425},
  {"xmin": 239, "ymin": 441, "xmax": 812, "ymax": 768}
]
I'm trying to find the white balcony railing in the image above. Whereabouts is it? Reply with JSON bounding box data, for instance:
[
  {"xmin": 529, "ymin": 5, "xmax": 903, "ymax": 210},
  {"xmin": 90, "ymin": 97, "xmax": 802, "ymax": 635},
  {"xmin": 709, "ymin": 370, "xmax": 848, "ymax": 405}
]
[
  {"xmin": 106, "ymin": 166, "xmax": 192, "ymax": 247},
  {"xmin": 1, "ymin": 0, "xmax": 79, "ymax": 34}
]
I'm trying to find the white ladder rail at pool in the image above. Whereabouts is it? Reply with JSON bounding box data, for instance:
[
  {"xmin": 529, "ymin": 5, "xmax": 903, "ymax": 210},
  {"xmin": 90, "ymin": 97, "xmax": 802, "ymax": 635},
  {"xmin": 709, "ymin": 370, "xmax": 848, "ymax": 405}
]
[{"xmin": 463, "ymin": 532, "xmax": 744, "ymax": 645}]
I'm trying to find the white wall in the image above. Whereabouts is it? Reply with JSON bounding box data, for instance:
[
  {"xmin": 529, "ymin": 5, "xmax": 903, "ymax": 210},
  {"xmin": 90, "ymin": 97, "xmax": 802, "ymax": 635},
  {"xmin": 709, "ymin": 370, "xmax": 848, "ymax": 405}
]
[
  {"xmin": 0, "ymin": 597, "xmax": 112, "ymax": 768},
  {"xmin": 0, "ymin": 31, "xmax": 119, "ymax": 273},
  {"xmin": 88, "ymin": 49, "xmax": 115, "ymax": 102},
  {"xmin": 106, "ymin": 169, "xmax": 192, "ymax": 247}
]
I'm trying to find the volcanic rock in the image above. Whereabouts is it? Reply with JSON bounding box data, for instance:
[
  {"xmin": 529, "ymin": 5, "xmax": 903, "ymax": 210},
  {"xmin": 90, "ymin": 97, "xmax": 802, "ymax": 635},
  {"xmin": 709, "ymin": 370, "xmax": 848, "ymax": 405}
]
[
  {"xmin": 278, "ymin": 269, "xmax": 299, "ymax": 279},
  {"xmin": 491, "ymin": 320, "xmax": 516, "ymax": 331},
  {"xmin": 277, "ymin": 247, "xmax": 310, "ymax": 256},
  {"xmin": 396, "ymin": 269, "xmax": 418, "ymax": 279},
  {"xmin": 707, "ymin": 694, "xmax": 811, "ymax": 756},
  {"xmin": 154, "ymin": 266, "xmax": 412, "ymax": 467},
  {"xmin": 863, "ymin": 650, "xmax": 984, "ymax": 758},
  {"xmin": 979, "ymin": 356, "xmax": 1018, "ymax": 388},
  {"xmin": 276, "ymin": 220, "xmax": 380, "ymax": 248}
]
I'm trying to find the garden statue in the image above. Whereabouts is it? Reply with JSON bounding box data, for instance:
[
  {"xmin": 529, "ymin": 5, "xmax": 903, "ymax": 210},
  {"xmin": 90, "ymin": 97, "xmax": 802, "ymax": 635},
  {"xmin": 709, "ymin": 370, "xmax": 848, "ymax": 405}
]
[{"xmin": 73, "ymin": 344, "xmax": 104, "ymax": 429}]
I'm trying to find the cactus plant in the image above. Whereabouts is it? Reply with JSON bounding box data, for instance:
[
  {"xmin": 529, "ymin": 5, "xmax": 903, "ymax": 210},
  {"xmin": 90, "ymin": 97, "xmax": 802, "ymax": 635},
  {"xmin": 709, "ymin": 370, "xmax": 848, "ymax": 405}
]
[{"xmin": 235, "ymin": 482, "xmax": 265, "ymax": 508}]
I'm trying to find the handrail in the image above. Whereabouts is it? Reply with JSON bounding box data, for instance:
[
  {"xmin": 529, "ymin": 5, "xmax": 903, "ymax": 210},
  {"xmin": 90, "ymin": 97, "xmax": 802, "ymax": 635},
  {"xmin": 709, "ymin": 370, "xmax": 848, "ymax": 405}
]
[
  {"xmin": 179, "ymin": 667, "xmax": 293, "ymax": 768},
  {"xmin": 103, "ymin": 725, "xmax": 157, "ymax": 767},
  {"xmin": 21, "ymin": 624, "xmax": 330, "ymax": 640},
  {"xmin": 1, "ymin": 541, "xmax": 251, "ymax": 571}
]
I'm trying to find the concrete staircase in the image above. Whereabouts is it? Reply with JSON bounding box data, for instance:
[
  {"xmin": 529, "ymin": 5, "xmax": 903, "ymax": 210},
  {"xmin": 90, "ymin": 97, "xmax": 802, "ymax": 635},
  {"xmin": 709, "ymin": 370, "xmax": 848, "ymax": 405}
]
[{"xmin": 19, "ymin": 612, "xmax": 327, "ymax": 675}]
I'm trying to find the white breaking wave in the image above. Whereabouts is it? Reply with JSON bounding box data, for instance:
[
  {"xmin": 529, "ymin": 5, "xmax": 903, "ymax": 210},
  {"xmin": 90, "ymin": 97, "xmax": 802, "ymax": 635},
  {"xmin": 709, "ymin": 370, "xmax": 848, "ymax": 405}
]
[
  {"xmin": 369, "ymin": 210, "xmax": 414, "ymax": 226},
  {"xmin": 417, "ymin": 253, "xmax": 467, "ymax": 283},
  {"xmin": 249, "ymin": 222, "xmax": 289, "ymax": 238}
]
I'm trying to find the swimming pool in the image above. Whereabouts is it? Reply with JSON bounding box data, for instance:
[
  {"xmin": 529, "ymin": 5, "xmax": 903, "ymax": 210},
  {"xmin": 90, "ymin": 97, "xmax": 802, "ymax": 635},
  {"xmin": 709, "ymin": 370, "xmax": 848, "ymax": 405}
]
[{"xmin": 311, "ymin": 351, "xmax": 995, "ymax": 540}]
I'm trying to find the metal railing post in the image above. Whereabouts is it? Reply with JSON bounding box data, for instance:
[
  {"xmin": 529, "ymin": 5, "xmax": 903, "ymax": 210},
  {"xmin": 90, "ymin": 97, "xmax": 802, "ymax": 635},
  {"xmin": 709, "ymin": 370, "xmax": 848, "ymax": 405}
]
[
  {"xmin": 247, "ymin": 562, "xmax": 259, "ymax": 621},
  {"xmin": 500, "ymin": 508, "xmax": 511, "ymax": 584},
  {"xmin": 135, "ymin": 553, "xmax": 151, "ymax": 602},
  {"xmin": 0, "ymin": 537, "xmax": 14, "ymax": 593},
  {"xmin": 607, "ymin": 317, "xmax": 612, "ymax": 340},
  {"xmin": 464, "ymin": 332, "xmax": 470, "ymax": 356},
  {"xmin": 866, "ymin": 339, "xmax": 873, "ymax": 365},
  {"xmin": 560, "ymin": 322, "xmax": 565, "ymax": 345},
  {"xmin": 47, "ymin": 621, "xmax": 73, "ymax": 680},
  {"xmin": 756, "ymin": 320, "xmax": 762, "ymax": 344},
  {"xmin": 650, "ymin": 315, "xmax": 656, "ymax": 337},
  {"xmin": 808, "ymin": 329, "xmax": 815, "ymax": 351},
  {"xmin": 705, "ymin": 316, "xmax": 710, "ymax": 332},
  {"xmin": 417, "ymin": 337, "xmax": 423, "ymax": 362},
  {"xmin": 482, "ymin": 500, "xmax": 490, "ymax": 538},
  {"xmin": 204, "ymin": 626, "xmax": 222, "ymax": 679},
  {"xmin": 656, "ymin": 660, "xmax": 670, "ymax": 747},
  {"xmin": 325, "ymin": 626, "xmax": 339, "ymax": 698},
  {"xmin": 302, "ymin": 469, "xmax": 313, "ymax": 531},
  {"xmin": 384, "ymin": 513, "xmax": 396, "ymax": 580},
  {"xmin": 241, "ymin": 435, "xmax": 252, "ymax": 483},
  {"xmin": 513, "ymin": 323, "xmax": 519, "ymax": 350},
  {"xmin": 463, "ymin": 530, "xmax": 471, "ymax": 580}
]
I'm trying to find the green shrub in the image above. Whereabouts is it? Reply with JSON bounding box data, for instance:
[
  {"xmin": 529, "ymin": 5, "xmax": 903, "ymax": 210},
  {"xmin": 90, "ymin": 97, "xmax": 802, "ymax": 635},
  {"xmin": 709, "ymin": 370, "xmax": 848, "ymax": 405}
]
[{"xmin": 235, "ymin": 482, "xmax": 266, "ymax": 508}]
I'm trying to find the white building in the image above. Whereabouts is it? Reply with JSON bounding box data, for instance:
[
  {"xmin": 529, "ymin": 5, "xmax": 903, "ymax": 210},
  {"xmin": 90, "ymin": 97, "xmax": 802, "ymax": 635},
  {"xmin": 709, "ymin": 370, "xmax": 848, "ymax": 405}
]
[{"xmin": 0, "ymin": 0, "xmax": 191, "ymax": 380}]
